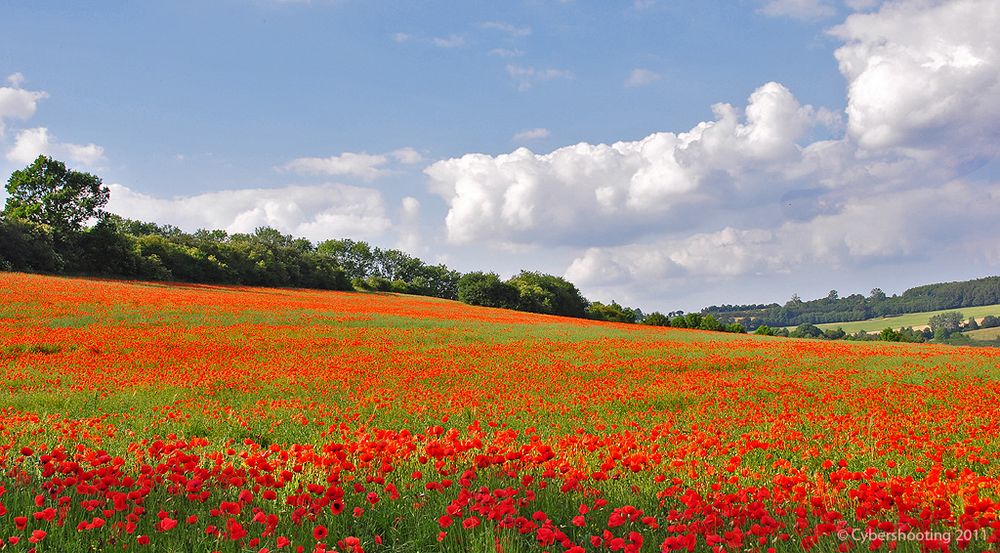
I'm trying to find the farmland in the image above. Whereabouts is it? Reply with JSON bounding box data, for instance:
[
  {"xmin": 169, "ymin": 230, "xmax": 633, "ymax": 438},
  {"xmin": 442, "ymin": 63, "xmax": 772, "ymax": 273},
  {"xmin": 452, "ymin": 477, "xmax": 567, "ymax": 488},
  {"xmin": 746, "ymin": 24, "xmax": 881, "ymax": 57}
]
[
  {"xmin": 784, "ymin": 304, "xmax": 1000, "ymax": 334},
  {"xmin": 2, "ymin": 273, "xmax": 1000, "ymax": 552}
]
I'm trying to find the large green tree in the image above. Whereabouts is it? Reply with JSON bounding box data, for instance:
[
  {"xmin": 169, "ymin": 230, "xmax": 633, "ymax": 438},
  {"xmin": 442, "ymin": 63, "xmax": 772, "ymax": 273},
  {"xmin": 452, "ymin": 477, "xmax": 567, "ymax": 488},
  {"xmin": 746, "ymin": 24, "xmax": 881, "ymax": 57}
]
[{"xmin": 3, "ymin": 155, "xmax": 109, "ymax": 236}]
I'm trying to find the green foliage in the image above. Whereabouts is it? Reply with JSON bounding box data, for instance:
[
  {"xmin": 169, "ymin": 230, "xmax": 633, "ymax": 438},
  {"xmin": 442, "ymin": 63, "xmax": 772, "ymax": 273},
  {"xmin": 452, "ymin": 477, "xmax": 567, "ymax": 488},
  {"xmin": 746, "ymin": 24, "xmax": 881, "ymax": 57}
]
[
  {"xmin": 641, "ymin": 312, "xmax": 671, "ymax": 326},
  {"xmin": 753, "ymin": 325, "xmax": 774, "ymax": 336},
  {"xmin": 587, "ymin": 301, "xmax": 640, "ymax": 323},
  {"xmin": 683, "ymin": 313, "xmax": 703, "ymax": 329},
  {"xmin": 0, "ymin": 218, "xmax": 63, "ymax": 272},
  {"xmin": 507, "ymin": 271, "xmax": 589, "ymax": 318},
  {"xmin": 3, "ymin": 155, "xmax": 109, "ymax": 236},
  {"xmin": 698, "ymin": 314, "xmax": 722, "ymax": 331},
  {"xmin": 704, "ymin": 276, "xmax": 1000, "ymax": 329},
  {"xmin": 982, "ymin": 315, "xmax": 1000, "ymax": 329},
  {"xmin": 823, "ymin": 327, "xmax": 846, "ymax": 340},
  {"xmin": 929, "ymin": 311, "xmax": 964, "ymax": 339},
  {"xmin": 880, "ymin": 328, "xmax": 903, "ymax": 342},
  {"xmin": 966, "ymin": 316, "xmax": 980, "ymax": 331},
  {"xmin": 317, "ymin": 238, "xmax": 459, "ymax": 299},
  {"xmin": 456, "ymin": 272, "xmax": 519, "ymax": 308},
  {"xmin": 790, "ymin": 323, "xmax": 822, "ymax": 338}
]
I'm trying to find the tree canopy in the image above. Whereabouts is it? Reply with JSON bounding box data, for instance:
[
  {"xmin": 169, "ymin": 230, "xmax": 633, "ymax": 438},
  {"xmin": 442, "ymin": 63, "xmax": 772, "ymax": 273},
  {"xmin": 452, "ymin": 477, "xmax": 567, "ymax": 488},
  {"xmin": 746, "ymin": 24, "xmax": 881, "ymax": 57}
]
[{"xmin": 4, "ymin": 155, "xmax": 109, "ymax": 236}]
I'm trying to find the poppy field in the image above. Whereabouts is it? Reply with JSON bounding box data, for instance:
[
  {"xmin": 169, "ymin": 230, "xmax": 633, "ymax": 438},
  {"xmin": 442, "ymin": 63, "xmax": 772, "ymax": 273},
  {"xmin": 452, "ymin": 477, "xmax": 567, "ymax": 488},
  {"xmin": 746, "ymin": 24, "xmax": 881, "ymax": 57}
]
[{"xmin": 2, "ymin": 273, "xmax": 1000, "ymax": 552}]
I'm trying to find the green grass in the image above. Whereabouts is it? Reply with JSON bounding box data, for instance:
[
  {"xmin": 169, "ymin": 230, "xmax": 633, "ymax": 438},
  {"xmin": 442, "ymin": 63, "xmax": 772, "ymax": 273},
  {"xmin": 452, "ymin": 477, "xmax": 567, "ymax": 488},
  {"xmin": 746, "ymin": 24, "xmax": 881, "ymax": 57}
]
[
  {"xmin": 783, "ymin": 303, "xmax": 1000, "ymax": 333},
  {"xmin": 963, "ymin": 326, "xmax": 1000, "ymax": 341}
]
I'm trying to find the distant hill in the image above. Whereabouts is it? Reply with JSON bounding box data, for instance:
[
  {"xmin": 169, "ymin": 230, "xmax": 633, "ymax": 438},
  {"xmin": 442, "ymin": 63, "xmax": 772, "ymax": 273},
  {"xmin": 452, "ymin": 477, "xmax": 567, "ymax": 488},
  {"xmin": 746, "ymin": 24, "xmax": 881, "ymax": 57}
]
[{"xmin": 703, "ymin": 276, "xmax": 1000, "ymax": 330}]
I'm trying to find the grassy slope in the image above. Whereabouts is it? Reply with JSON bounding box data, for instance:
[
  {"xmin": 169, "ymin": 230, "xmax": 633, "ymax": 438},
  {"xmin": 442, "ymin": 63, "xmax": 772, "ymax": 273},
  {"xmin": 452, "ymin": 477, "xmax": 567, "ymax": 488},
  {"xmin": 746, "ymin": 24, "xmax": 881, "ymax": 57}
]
[
  {"xmin": 782, "ymin": 302, "xmax": 1000, "ymax": 333},
  {"xmin": 964, "ymin": 326, "xmax": 1000, "ymax": 340}
]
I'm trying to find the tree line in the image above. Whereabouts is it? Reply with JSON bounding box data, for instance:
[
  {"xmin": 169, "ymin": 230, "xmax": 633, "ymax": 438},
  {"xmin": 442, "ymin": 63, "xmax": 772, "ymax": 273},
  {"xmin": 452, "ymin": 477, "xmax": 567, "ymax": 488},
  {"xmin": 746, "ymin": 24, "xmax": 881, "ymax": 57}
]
[
  {"xmin": 4, "ymin": 156, "xmax": 996, "ymax": 344},
  {"xmin": 1, "ymin": 156, "xmax": 742, "ymax": 330},
  {"xmin": 704, "ymin": 279, "xmax": 1000, "ymax": 330}
]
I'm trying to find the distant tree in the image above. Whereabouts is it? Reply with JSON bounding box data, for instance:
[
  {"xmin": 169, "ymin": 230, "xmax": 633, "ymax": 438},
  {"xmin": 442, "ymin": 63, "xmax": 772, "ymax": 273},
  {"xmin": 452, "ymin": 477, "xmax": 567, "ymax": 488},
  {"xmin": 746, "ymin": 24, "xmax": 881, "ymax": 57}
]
[
  {"xmin": 880, "ymin": 328, "xmax": 903, "ymax": 342},
  {"xmin": 823, "ymin": 327, "xmax": 846, "ymax": 340},
  {"xmin": 790, "ymin": 323, "xmax": 822, "ymax": 338},
  {"xmin": 670, "ymin": 315, "xmax": 688, "ymax": 328},
  {"xmin": 827, "ymin": 290, "xmax": 839, "ymax": 301},
  {"xmin": 0, "ymin": 218, "xmax": 62, "ymax": 272},
  {"xmin": 587, "ymin": 301, "xmax": 639, "ymax": 323},
  {"xmin": 898, "ymin": 326, "xmax": 925, "ymax": 343},
  {"xmin": 981, "ymin": 315, "xmax": 1000, "ymax": 329},
  {"xmin": 507, "ymin": 271, "xmax": 589, "ymax": 318},
  {"xmin": 456, "ymin": 272, "xmax": 518, "ymax": 309},
  {"xmin": 724, "ymin": 323, "xmax": 745, "ymax": 334},
  {"xmin": 3, "ymin": 156, "xmax": 109, "ymax": 237},
  {"xmin": 773, "ymin": 327, "xmax": 790, "ymax": 337},
  {"xmin": 641, "ymin": 312, "xmax": 671, "ymax": 326},
  {"xmin": 698, "ymin": 314, "xmax": 722, "ymax": 331},
  {"xmin": 683, "ymin": 313, "xmax": 703, "ymax": 329},
  {"xmin": 929, "ymin": 311, "xmax": 963, "ymax": 339},
  {"xmin": 966, "ymin": 316, "xmax": 980, "ymax": 331},
  {"xmin": 868, "ymin": 288, "xmax": 886, "ymax": 302},
  {"xmin": 754, "ymin": 325, "xmax": 775, "ymax": 336}
]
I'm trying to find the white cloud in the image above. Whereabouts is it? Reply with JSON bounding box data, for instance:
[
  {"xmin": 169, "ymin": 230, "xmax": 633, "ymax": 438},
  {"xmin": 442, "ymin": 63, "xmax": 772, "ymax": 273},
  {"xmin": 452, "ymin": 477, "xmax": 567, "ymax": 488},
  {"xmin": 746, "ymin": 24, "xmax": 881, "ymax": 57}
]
[
  {"xmin": 427, "ymin": 82, "xmax": 822, "ymax": 245},
  {"xmin": 481, "ymin": 21, "xmax": 531, "ymax": 37},
  {"xmin": 391, "ymin": 147, "xmax": 423, "ymax": 164},
  {"xmin": 844, "ymin": 0, "xmax": 879, "ymax": 11},
  {"xmin": 6, "ymin": 127, "xmax": 105, "ymax": 167},
  {"xmin": 432, "ymin": 35, "xmax": 467, "ymax": 48},
  {"xmin": 0, "ymin": 75, "xmax": 48, "ymax": 137},
  {"xmin": 6, "ymin": 73, "xmax": 26, "ymax": 87},
  {"xmin": 392, "ymin": 32, "xmax": 412, "ymax": 43},
  {"xmin": 489, "ymin": 48, "xmax": 525, "ymax": 58},
  {"xmin": 397, "ymin": 196, "xmax": 422, "ymax": 252},
  {"xmin": 282, "ymin": 147, "xmax": 420, "ymax": 180},
  {"xmin": 428, "ymin": 0, "xmax": 1000, "ymax": 307},
  {"xmin": 106, "ymin": 183, "xmax": 392, "ymax": 242},
  {"xmin": 566, "ymin": 180, "xmax": 1000, "ymax": 289},
  {"xmin": 513, "ymin": 128, "xmax": 550, "ymax": 142},
  {"xmin": 624, "ymin": 68, "xmax": 662, "ymax": 88},
  {"xmin": 759, "ymin": 0, "xmax": 837, "ymax": 20},
  {"xmin": 505, "ymin": 64, "xmax": 574, "ymax": 91},
  {"xmin": 830, "ymin": 0, "xmax": 1000, "ymax": 161}
]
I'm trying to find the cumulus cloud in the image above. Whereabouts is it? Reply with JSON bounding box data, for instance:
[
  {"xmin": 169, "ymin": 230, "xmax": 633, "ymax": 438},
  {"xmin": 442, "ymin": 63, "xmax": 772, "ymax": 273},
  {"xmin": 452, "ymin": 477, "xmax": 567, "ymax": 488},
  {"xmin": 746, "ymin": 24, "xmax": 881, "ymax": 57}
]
[
  {"xmin": 505, "ymin": 64, "xmax": 574, "ymax": 91},
  {"xmin": 427, "ymin": 0, "xmax": 1000, "ymax": 306},
  {"xmin": 758, "ymin": 0, "xmax": 837, "ymax": 20},
  {"xmin": 427, "ymin": 82, "xmax": 823, "ymax": 245},
  {"xmin": 6, "ymin": 127, "xmax": 105, "ymax": 167},
  {"xmin": 0, "ymin": 75, "xmax": 48, "ymax": 137},
  {"xmin": 282, "ymin": 147, "xmax": 421, "ymax": 180},
  {"xmin": 830, "ymin": 0, "xmax": 1000, "ymax": 161},
  {"xmin": 397, "ymin": 196, "xmax": 422, "ymax": 252},
  {"xmin": 566, "ymin": 180, "xmax": 1000, "ymax": 289},
  {"xmin": 624, "ymin": 68, "xmax": 662, "ymax": 88},
  {"xmin": 106, "ymin": 183, "xmax": 392, "ymax": 242},
  {"xmin": 513, "ymin": 128, "xmax": 550, "ymax": 142}
]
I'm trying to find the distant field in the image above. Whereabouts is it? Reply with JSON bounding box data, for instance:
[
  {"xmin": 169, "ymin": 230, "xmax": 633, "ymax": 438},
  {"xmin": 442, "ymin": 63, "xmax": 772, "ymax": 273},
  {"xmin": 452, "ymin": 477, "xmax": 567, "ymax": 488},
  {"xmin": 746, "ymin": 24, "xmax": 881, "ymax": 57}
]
[
  {"xmin": 783, "ymin": 303, "xmax": 1000, "ymax": 333},
  {"xmin": 965, "ymin": 326, "xmax": 1000, "ymax": 341}
]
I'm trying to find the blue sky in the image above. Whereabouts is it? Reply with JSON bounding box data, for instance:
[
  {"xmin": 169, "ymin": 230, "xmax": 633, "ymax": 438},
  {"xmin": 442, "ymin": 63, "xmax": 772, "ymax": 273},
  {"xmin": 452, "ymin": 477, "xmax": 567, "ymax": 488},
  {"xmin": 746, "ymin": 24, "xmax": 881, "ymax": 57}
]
[{"xmin": 2, "ymin": 0, "xmax": 999, "ymax": 312}]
